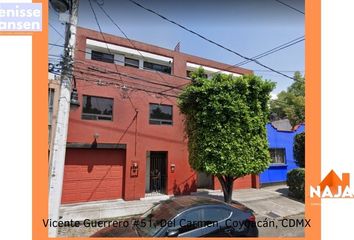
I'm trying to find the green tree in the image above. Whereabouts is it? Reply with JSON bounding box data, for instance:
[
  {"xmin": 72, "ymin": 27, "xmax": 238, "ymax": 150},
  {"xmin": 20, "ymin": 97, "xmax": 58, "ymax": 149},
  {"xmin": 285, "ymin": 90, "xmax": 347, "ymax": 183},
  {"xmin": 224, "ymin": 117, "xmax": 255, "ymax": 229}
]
[
  {"xmin": 293, "ymin": 132, "xmax": 305, "ymax": 168},
  {"xmin": 178, "ymin": 69, "xmax": 275, "ymax": 202},
  {"xmin": 270, "ymin": 71, "xmax": 305, "ymax": 126}
]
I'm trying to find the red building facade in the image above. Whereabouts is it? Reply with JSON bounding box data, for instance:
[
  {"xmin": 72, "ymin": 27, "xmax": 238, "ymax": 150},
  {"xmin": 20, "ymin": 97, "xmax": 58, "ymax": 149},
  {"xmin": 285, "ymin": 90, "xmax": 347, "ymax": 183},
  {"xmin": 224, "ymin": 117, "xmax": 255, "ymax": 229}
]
[{"xmin": 61, "ymin": 27, "xmax": 258, "ymax": 204}]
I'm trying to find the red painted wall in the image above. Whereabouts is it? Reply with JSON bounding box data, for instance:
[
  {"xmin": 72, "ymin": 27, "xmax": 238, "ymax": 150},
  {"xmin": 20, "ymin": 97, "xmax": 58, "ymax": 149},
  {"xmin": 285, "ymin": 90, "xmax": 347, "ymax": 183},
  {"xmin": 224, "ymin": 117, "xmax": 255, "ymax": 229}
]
[
  {"xmin": 65, "ymin": 27, "xmax": 256, "ymax": 201},
  {"xmin": 213, "ymin": 175, "xmax": 260, "ymax": 191}
]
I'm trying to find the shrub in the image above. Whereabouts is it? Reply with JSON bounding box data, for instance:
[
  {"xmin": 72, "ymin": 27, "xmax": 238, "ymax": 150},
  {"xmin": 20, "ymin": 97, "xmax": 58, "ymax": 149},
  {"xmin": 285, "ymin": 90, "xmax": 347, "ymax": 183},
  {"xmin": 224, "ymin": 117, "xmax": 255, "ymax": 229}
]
[
  {"xmin": 294, "ymin": 132, "xmax": 305, "ymax": 167},
  {"xmin": 287, "ymin": 168, "xmax": 305, "ymax": 201}
]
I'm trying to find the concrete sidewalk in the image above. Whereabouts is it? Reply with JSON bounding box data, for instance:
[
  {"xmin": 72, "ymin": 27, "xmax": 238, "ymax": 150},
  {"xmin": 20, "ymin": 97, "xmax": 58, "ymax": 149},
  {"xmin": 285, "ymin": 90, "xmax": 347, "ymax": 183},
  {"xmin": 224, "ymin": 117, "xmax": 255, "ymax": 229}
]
[
  {"xmin": 60, "ymin": 195, "xmax": 170, "ymax": 222},
  {"xmin": 60, "ymin": 184, "xmax": 304, "ymax": 222},
  {"xmin": 195, "ymin": 185, "xmax": 304, "ymax": 218}
]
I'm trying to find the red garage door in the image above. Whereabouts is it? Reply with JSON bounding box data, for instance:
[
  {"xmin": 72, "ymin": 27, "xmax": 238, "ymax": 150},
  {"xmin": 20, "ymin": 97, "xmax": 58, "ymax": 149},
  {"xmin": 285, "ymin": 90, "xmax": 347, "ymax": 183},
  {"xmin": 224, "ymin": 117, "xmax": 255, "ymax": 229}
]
[{"xmin": 61, "ymin": 148, "xmax": 125, "ymax": 204}]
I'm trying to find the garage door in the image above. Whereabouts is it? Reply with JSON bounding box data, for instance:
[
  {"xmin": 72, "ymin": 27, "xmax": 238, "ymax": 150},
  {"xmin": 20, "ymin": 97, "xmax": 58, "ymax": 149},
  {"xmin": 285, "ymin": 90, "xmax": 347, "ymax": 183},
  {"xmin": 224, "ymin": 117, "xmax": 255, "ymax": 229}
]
[{"xmin": 61, "ymin": 148, "xmax": 125, "ymax": 204}]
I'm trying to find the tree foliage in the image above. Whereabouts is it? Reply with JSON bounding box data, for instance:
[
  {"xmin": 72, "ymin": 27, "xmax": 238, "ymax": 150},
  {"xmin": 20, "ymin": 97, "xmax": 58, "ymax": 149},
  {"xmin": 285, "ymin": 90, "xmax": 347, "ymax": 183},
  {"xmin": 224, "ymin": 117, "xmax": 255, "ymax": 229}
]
[
  {"xmin": 270, "ymin": 71, "xmax": 305, "ymax": 126},
  {"xmin": 178, "ymin": 68, "xmax": 275, "ymax": 202},
  {"xmin": 287, "ymin": 168, "xmax": 305, "ymax": 201},
  {"xmin": 293, "ymin": 132, "xmax": 305, "ymax": 168}
]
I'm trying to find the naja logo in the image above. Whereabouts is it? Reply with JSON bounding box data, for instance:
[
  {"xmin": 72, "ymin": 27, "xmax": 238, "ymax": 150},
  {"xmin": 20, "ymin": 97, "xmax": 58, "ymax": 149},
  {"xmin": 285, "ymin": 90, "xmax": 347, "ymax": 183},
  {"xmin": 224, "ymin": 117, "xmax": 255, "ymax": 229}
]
[{"xmin": 310, "ymin": 170, "xmax": 354, "ymax": 198}]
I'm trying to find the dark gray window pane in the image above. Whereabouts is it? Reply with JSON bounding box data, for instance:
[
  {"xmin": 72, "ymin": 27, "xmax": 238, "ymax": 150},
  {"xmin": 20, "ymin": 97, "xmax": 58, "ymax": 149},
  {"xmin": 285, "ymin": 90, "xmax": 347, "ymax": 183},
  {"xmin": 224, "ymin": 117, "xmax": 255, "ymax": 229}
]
[
  {"xmin": 202, "ymin": 208, "xmax": 231, "ymax": 222},
  {"xmin": 91, "ymin": 50, "xmax": 114, "ymax": 63},
  {"xmin": 144, "ymin": 61, "xmax": 171, "ymax": 74},
  {"xmin": 125, "ymin": 57, "xmax": 139, "ymax": 68},
  {"xmin": 269, "ymin": 148, "xmax": 286, "ymax": 164},
  {"xmin": 149, "ymin": 104, "xmax": 173, "ymax": 125},
  {"xmin": 82, "ymin": 95, "xmax": 113, "ymax": 121}
]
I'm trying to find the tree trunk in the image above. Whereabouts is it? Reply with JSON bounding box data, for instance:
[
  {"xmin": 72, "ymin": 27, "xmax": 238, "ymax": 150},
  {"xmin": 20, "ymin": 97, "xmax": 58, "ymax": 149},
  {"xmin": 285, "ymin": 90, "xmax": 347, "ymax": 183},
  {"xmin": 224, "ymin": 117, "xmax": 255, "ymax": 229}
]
[{"xmin": 217, "ymin": 175, "xmax": 235, "ymax": 203}]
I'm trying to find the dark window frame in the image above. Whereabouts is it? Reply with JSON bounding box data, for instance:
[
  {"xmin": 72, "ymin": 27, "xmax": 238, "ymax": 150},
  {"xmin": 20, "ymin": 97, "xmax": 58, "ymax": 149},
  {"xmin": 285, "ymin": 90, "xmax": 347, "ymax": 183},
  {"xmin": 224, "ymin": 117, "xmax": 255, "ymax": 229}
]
[
  {"xmin": 125, "ymin": 57, "xmax": 139, "ymax": 68},
  {"xmin": 144, "ymin": 61, "xmax": 171, "ymax": 74},
  {"xmin": 269, "ymin": 148, "xmax": 286, "ymax": 165},
  {"xmin": 91, "ymin": 50, "xmax": 114, "ymax": 63},
  {"xmin": 81, "ymin": 95, "xmax": 114, "ymax": 121},
  {"xmin": 149, "ymin": 103, "xmax": 173, "ymax": 126}
]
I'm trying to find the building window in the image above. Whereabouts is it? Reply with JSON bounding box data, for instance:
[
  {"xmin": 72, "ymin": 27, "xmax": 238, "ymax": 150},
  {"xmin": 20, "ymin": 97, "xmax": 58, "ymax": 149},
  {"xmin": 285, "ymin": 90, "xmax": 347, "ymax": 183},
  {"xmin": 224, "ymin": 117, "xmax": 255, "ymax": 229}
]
[
  {"xmin": 91, "ymin": 50, "xmax": 114, "ymax": 63},
  {"xmin": 82, "ymin": 95, "xmax": 113, "ymax": 121},
  {"xmin": 144, "ymin": 61, "xmax": 171, "ymax": 74},
  {"xmin": 269, "ymin": 148, "xmax": 286, "ymax": 164},
  {"xmin": 149, "ymin": 103, "xmax": 173, "ymax": 125},
  {"xmin": 125, "ymin": 57, "xmax": 139, "ymax": 68}
]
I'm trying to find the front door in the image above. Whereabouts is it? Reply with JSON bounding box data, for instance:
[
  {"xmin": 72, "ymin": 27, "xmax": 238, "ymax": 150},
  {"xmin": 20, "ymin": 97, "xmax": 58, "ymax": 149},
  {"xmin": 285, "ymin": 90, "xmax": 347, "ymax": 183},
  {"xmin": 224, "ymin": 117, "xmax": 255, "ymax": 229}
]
[{"xmin": 146, "ymin": 151, "xmax": 167, "ymax": 194}]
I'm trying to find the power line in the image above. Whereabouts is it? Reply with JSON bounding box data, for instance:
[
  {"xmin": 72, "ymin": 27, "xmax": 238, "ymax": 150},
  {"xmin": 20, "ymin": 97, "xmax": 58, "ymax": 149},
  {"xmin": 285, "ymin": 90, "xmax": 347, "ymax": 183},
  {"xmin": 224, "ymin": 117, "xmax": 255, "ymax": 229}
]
[
  {"xmin": 94, "ymin": 0, "xmax": 173, "ymax": 90},
  {"xmin": 89, "ymin": 0, "xmax": 138, "ymax": 110},
  {"xmin": 49, "ymin": 54, "xmax": 63, "ymax": 59},
  {"xmin": 82, "ymin": 64, "xmax": 184, "ymax": 91},
  {"xmin": 49, "ymin": 37, "xmax": 64, "ymax": 52},
  {"xmin": 49, "ymin": 42, "xmax": 192, "ymax": 82},
  {"xmin": 50, "ymin": 35, "xmax": 302, "ymax": 79},
  {"xmin": 51, "ymin": 64, "xmax": 181, "ymax": 99},
  {"xmin": 162, "ymin": 36, "xmax": 303, "ymax": 92},
  {"xmin": 274, "ymin": 0, "xmax": 305, "ymax": 15},
  {"xmin": 74, "ymin": 68, "xmax": 180, "ymax": 98},
  {"xmin": 53, "ymin": 63, "xmax": 301, "ymax": 101},
  {"xmin": 128, "ymin": 0, "xmax": 298, "ymax": 81},
  {"xmin": 49, "ymin": 22, "xmax": 64, "ymax": 39},
  {"xmin": 48, "ymin": 52, "xmax": 185, "ymax": 92},
  {"xmin": 54, "ymin": 55, "xmax": 183, "ymax": 96},
  {"xmin": 254, "ymin": 69, "xmax": 304, "ymax": 73},
  {"xmin": 235, "ymin": 37, "xmax": 304, "ymax": 67},
  {"xmin": 50, "ymin": 24, "xmax": 303, "ymax": 92},
  {"xmin": 51, "ymin": 67, "xmax": 296, "ymax": 102},
  {"xmin": 210, "ymin": 36, "xmax": 304, "ymax": 76},
  {"xmin": 49, "ymin": 52, "xmax": 185, "ymax": 93},
  {"xmin": 49, "ymin": 51, "xmax": 304, "ymax": 96},
  {"xmin": 49, "ymin": 42, "xmax": 193, "ymax": 85}
]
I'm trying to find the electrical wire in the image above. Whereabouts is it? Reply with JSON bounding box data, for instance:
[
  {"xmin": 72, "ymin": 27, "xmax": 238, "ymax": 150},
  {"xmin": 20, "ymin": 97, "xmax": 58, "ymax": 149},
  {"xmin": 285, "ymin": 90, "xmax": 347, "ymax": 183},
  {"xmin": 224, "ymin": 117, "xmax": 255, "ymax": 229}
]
[
  {"xmin": 209, "ymin": 36, "xmax": 304, "ymax": 77},
  {"xmin": 48, "ymin": 50, "xmax": 187, "ymax": 91},
  {"xmin": 63, "ymin": 61, "xmax": 181, "ymax": 98},
  {"xmin": 49, "ymin": 60, "xmax": 181, "ymax": 98},
  {"xmin": 49, "ymin": 26, "xmax": 303, "ymax": 94},
  {"xmin": 74, "ymin": 65, "xmax": 178, "ymax": 94},
  {"xmin": 49, "ymin": 22, "xmax": 64, "ymax": 39},
  {"xmin": 93, "ymin": 0, "xmax": 175, "ymax": 92},
  {"xmin": 49, "ymin": 37, "xmax": 64, "ymax": 52},
  {"xmin": 50, "ymin": 53, "xmax": 304, "ymax": 98},
  {"xmin": 254, "ymin": 69, "xmax": 304, "ymax": 73},
  {"xmin": 127, "ymin": 0, "xmax": 298, "ymax": 81},
  {"xmin": 49, "ymin": 42, "xmax": 194, "ymax": 83},
  {"xmin": 86, "ymin": 65, "xmax": 184, "ymax": 90},
  {"xmin": 274, "ymin": 0, "xmax": 305, "ymax": 15},
  {"xmin": 74, "ymin": 72, "xmax": 179, "ymax": 98},
  {"xmin": 234, "ymin": 37, "xmax": 304, "ymax": 67},
  {"xmin": 88, "ymin": 0, "xmax": 138, "ymax": 111}
]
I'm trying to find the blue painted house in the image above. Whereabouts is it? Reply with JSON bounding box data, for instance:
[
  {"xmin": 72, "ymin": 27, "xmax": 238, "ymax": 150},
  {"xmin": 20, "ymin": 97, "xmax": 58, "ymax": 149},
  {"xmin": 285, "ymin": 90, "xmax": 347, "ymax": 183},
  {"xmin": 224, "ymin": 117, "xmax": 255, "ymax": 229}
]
[{"xmin": 260, "ymin": 119, "xmax": 305, "ymax": 184}]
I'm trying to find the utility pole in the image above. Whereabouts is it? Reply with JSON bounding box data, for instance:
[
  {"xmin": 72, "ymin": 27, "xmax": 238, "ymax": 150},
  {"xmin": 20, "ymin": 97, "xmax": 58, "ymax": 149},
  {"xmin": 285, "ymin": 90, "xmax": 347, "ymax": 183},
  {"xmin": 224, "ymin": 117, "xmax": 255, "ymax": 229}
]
[{"xmin": 48, "ymin": 0, "xmax": 79, "ymax": 237}]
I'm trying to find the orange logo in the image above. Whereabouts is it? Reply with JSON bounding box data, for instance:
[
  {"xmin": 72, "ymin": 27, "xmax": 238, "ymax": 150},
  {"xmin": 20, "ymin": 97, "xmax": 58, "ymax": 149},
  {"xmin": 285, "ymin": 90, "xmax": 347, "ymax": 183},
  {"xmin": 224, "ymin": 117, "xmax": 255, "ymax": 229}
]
[{"xmin": 310, "ymin": 170, "xmax": 354, "ymax": 198}]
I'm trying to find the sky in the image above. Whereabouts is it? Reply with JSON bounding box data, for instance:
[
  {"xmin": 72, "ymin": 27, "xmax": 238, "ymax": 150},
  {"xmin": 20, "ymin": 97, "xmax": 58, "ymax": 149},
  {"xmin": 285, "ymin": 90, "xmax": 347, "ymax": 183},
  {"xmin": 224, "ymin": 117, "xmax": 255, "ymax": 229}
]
[{"xmin": 49, "ymin": 0, "xmax": 305, "ymax": 95}]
